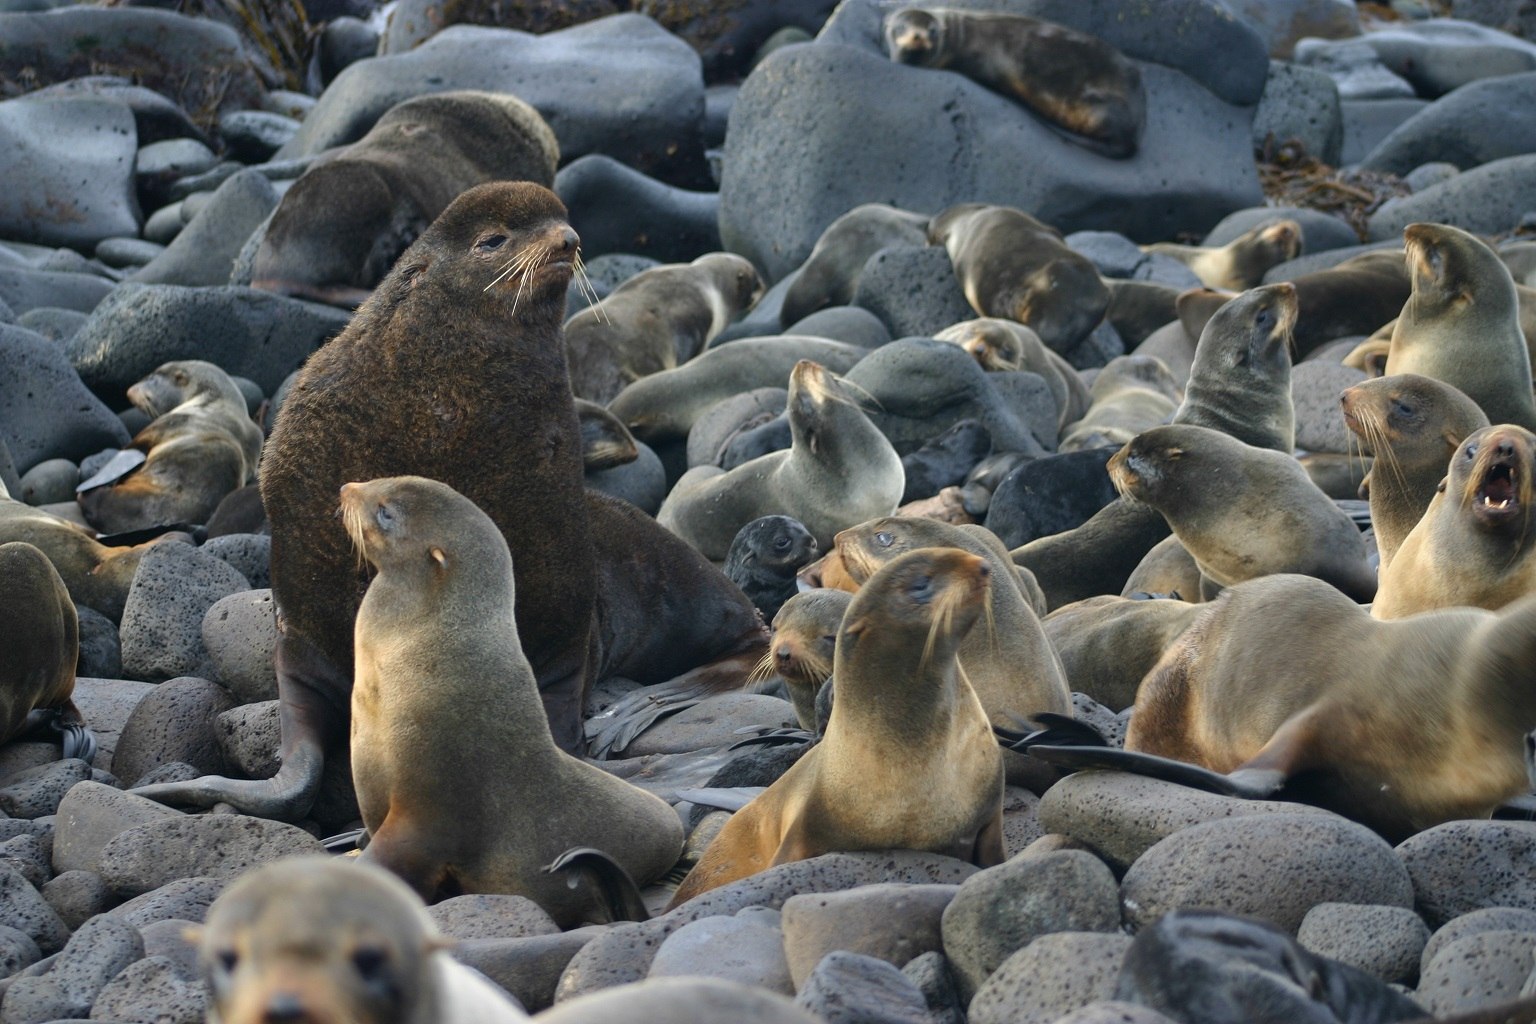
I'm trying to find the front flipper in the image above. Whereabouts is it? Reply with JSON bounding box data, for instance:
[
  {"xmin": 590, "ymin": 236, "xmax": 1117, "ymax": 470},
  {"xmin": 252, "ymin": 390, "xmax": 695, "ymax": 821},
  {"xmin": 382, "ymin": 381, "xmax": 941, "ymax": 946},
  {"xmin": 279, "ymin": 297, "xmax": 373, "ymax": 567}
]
[
  {"xmin": 546, "ymin": 847, "xmax": 651, "ymax": 924},
  {"xmin": 1027, "ymin": 745, "xmax": 1287, "ymax": 801}
]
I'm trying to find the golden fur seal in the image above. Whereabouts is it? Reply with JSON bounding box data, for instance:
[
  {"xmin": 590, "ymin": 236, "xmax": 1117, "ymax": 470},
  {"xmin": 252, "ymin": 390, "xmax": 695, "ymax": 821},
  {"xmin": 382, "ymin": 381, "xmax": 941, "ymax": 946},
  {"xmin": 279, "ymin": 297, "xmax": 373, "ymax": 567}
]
[
  {"xmin": 196, "ymin": 856, "xmax": 529, "ymax": 1024},
  {"xmin": 77, "ymin": 360, "xmax": 264, "ymax": 534},
  {"xmin": 1385, "ymin": 223, "xmax": 1536, "ymax": 430},
  {"xmin": 1143, "ymin": 220, "xmax": 1302, "ymax": 291},
  {"xmin": 1108, "ymin": 424, "xmax": 1377, "ymax": 602},
  {"xmin": 1373, "ymin": 424, "xmax": 1536, "ymax": 620},
  {"xmin": 667, "ymin": 546, "xmax": 1006, "ymax": 906},
  {"xmin": 1340, "ymin": 373, "xmax": 1489, "ymax": 568},
  {"xmin": 885, "ymin": 6, "xmax": 1146, "ymax": 158},
  {"xmin": 343, "ymin": 475, "xmax": 682, "ymax": 922},
  {"xmin": 764, "ymin": 588, "xmax": 851, "ymax": 731}
]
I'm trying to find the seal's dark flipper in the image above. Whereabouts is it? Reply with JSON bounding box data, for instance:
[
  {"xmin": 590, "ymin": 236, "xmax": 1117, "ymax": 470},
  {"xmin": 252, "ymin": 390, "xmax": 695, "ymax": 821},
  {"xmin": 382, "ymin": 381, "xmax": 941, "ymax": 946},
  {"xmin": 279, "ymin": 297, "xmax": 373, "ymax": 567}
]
[
  {"xmin": 728, "ymin": 726, "xmax": 816, "ymax": 750},
  {"xmin": 1027, "ymin": 745, "xmax": 1287, "ymax": 801},
  {"xmin": 321, "ymin": 827, "xmax": 367, "ymax": 853},
  {"xmin": 546, "ymin": 847, "xmax": 651, "ymax": 924},
  {"xmin": 56, "ymin": 720, "xmax": 97, "ymax": 764},
  {"xmin": 19, "ymin": 706, "xmax": 98, "ymax": 765},
  {"xmin": 93, "ymin": 523, "xmax": 197, "ymax": 546},
  {"xmin": 1493, "ymin": 795, "xmax": 1536, "ymax": 823},
  {"xmin": 994, "ymin": 711, "xmax": 1108, "ymax": 750}
]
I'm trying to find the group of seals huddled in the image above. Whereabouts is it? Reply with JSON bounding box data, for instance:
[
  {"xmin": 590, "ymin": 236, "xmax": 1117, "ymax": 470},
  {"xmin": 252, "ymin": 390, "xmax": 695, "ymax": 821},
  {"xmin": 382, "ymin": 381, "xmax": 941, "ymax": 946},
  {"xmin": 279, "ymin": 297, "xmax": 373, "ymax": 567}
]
[{"xmin": 7, "ymin": 1, "xmax": 1536, "ymax": 1023}]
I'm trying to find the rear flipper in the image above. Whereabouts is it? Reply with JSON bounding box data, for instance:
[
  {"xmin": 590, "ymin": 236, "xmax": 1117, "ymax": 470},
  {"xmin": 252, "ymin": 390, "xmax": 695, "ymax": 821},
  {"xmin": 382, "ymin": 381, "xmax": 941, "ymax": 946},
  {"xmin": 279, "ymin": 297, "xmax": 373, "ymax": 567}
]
[
  {"xmin": 546, "ymin": 847, "xmax": 651, "ymax": 924},
  {"xmin": 20, "ymin": 705, "xmax": 98, "ymax": 765},
  {"xmin": 1026, "ymin": 744, "xmax": 1287, "ymax": 801},
  {"xmin": 994, "ymin": 711, "xmax": 1108, "ymax": 751}
]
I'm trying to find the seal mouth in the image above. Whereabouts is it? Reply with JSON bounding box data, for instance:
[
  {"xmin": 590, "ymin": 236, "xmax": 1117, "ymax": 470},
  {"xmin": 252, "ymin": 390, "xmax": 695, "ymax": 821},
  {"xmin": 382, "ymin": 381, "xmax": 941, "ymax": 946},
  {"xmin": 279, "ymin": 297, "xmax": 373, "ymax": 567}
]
[{"xmin": 1473, "ymin": 459, "xmax": 1521, "ymax": 523}]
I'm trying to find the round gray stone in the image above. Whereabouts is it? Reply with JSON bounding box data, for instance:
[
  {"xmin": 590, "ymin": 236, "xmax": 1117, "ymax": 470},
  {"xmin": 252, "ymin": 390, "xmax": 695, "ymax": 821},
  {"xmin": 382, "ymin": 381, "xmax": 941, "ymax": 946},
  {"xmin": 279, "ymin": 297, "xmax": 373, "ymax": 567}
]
[
  {"xmin": 213, "ymin": 700, "xmax": 279, "ymax": 778},
  {"xmin": 96, "ymin": 814, "xmax": 324, "ymax": 897},
  {"xmin": 781, "ymin": 884, "xmax": 959, "ymax": 989},
  {"xmin": 16, "ymin": 457, "xmax": 78, "ymax": 505},
  {"xmin": 1397, "ymin": 821, "xmax": 1536, "ymax": 927},
  {"xmin": 119, "ymin": 544, "xmax": 250, "ymax": 682},
  {"xmin": 200, "ymin": 588, "xmax": 277, "ymax": 704},
  {"xmin": 0, "ymin": 323, "xmax": 129, "ymax": 475},
  {"xmin": 1417, "ymin": 931, "xmax": 1536, "ymax": 1015},
  {"xmin": 111, "ymin": 677, "xmax": 237, "ymax": 786},
  {"xmin": 0, "ymin": 759, "xmax": 91, "ymax": 819},
  {"xmin": 1423, "ymin": 907, "xmax": 1536, "ymax": 975},
  {"xmin": 651, "ymin": 911, "xmax": 794, "ymax": 995},
  {"xmin": 90, "ymin": 953, "xmax": 208, "ymax": 1023},
  {"xmin": 793, "ymin": 949, "xmax": 935, "ymax": 1024},
  {"xmin": 129, "ymin": 168, "xmax": 278, "ymax": 288},
  {"xmin": 427, "ymin": 894, "xmax": 561, "ymax": 940},
  {"xmin": 1296, "ymin": 902, "xmax": 1428, "ymax": 983},
  {"xmin": 0, "ymin": 862, "xmax": 70, "ymax": 954},
  {"xmin": 968, "ymin": 931, "xmax": 1134, "ymax": 1024},
  {"xmin": 41, "ymin": 869, "xmax": 112, "ymax": 930}
]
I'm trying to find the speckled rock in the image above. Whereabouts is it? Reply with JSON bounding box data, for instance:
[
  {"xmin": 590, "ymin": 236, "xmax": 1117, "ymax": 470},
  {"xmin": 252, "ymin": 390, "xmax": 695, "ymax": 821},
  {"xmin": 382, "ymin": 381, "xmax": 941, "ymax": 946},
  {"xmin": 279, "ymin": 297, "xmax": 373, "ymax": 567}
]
[
  {"xmin": 1297, "ymin": 902, "xmax": 1429, "ymax": 983},
  {"xmin": 50, "ymin": 782, "xmax": 180, "ymax": 877},
  {"xmin": 852, "ymin": 246, "xmax": 973, "ymax": 341},
  {"xmin": 119, "ymin": 544, "xmax": 249, "ymax": 682},
  {"xmin": 781, "ymin": 884, "xmax": 960, "ymax": 989},
  {"xmin": 1120, "ymin": 814, "xmax": 1413, "ymax": 933},
  {"xmin": 1253, "ymin": 60, "xmax": 1343, "ymax": 165},
  {"xmin": 1361, "ymin": 71, "xmax": 1536, "ymax": 176},
  {"xmin": 794, "ymin": 950, "xmax": 939, "ymax": 1024},
  {"xmin": 69, "ymin": 678, "xmax": 154, "ymax": 773},
  {"xmin": 1422, "ymin": 907, "xmax": 1536, "ymax": 974},
  {"xmin": 107, "ymin": 876, "xmax": 224, "ymax": 929},
  {"xmin": 0, "ymin": 759, "xmax": 91, "ymax": 819},
  {"xmin": 1036, "ymin": 771, "xmax": 1334, "ymax": 871},
  {"xmin": 90, "ymin": 954, "xmax": 207, "ymax": 1024},
  {"xmin": 1397, "ymin": 821, "xmax": 1536, "ymax": 927},
  {"xmin": 41, "ymin": 870, "xmax": 112, "ymax": 930},
  {"xmin": 74, "ymin": 608, "xmax": 122, "ymax": 681},
  {"xmin": 453, "ymin": 928, "xmax": 605, "ymax": 1015},
  {"xmin": 0, "ymin": 863, "xmax": 70, "ymax": 954},
  {"xmin": 940, "ymin": 850, "xmax": 1121, "ymax": 1000},
  {"xmin": 1054, "ymin": 1001, "xmax": 1181, "ymax": 1024},
  {"xmin": 902, "ymin": 951, "xmax": 964, "ymax": 1024},
  {"xmin": 129, "ymin": 168, "xmax": 278, "ymax": 288},
  {"xmin": 111, "ymin": 677, "xmax": 237, "ymax": 786},
  {"xmin": 97, "ymin": 814, "xmax": 324, "ymax": 898},
  {"xmin": 0, "ymin": 923, "xmax": 41, "ymax": 977},
  {"xmin": 1292, "ymin": 360, "xmax": 1365, "ymax": 453},
  {"xmin": 213, "ymin": 700, "xmax": 279, "ymax": 778},
  {"xmin": 1001, "ymin": 787, "xmax": 1046, "ymax": 858},
  {"xmin": 0, "ymin": 913, "xmax": 143, "ymax": 1021},
  {"xmin": 140, "ymin": 917, "xmax": 201, "ymax": 980},
  {"xmin": 1417, "ymin": 931, "xmax": 1536, "ymax": 1014},
  {"xmin": 0, "ymin": 831, "xmax": 52, "ymax": 889},
  {"xmin": 200, "ymin": 588, "xmax": 277, "ymax": 704},
  {"xmin": 1368, "ymin": 153, "xmax": 1536, "ymax": 240},
  {"xmin": 544, "ymin": 976, "xmax": 823, "ymax": 1024},
  {"xmin": 968, "ymin": 931, "xmax": 1134, "ymax": 1024},
  {"xmin": 651, "ymin": 909, "xmax": 794, "ymax": 995},
  {"xmin": 0, "ymin": 324, "xmax": 130, "ymax": 475},
  {"xmin": 427, "ymin": 895, "xmax": 561, "ymax": 940}
]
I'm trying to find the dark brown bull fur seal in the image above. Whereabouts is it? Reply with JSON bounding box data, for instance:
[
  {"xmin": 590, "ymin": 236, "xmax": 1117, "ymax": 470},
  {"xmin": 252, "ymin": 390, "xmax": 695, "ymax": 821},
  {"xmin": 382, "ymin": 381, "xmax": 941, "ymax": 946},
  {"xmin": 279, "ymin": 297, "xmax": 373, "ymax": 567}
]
[
  {"xmin": 667, "ymin": 546, "xmax": 1006, "ymax": 907},
  {"xmin": 251, "ymin": 91, "xmax": 559, "ymax": 308},
  {"xmin": 133, "ymin": 182, "xmax": 766, "ymax": 821},
  {"xmin": 885, "ymin": 6, "xmax": 1146, "ymax": 158},
  {"xmin": 343, "ymin": 476, "xmax": 682, "ymax": 922}
]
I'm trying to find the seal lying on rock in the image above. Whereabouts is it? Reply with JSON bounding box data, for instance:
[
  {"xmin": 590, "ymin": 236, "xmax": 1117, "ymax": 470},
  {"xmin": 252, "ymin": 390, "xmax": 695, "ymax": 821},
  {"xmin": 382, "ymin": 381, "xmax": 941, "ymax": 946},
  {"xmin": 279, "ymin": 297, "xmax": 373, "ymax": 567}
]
[{"xmin": 1142, "ymin": 219, "xmax": 1302, "ymax": 291}]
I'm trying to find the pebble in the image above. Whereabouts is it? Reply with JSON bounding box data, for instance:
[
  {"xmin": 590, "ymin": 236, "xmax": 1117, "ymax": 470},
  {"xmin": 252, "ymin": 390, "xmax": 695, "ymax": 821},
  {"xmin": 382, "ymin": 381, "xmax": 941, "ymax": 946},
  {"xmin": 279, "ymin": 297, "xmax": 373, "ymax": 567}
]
[
  {"xmin": 0, "ymin": 863, "xmax": 70, "ymax": 955},
  {"xmin": 780, "ymin": 884, "xmax": 960, "ymax": 989},
  {"xmin": 1296, "ymin": 902, "xmax": 1429, "ymax": 984},
  {"xmin": 1396, "ymin": 821, "xmax": 1536, "ymax": 927},
  {"xmin": 0, "ymin": 759, "xmax": 91, "ymax": 819},
  {"xmin": 967, "ymin": 931, "xmax": 1134, "ymax": 1024},
  {"xmin": 793, "ymin": 950, "xmax": 939, "ymax": 1024},
  {"xmin": 1416, "ymin": 930, "xmax": 1536, "ymax": 1014},
  {"xmin": 427, "ymin": 894, "xmax": 561, "ymax": 940}
]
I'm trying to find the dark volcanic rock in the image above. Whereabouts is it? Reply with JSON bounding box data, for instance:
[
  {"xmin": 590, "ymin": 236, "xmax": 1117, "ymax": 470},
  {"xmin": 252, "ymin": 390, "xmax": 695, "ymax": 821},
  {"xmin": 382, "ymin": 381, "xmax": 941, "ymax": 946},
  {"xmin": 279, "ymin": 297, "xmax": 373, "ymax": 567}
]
[
  {"xmin": 555, "ymin": 154, "xmax": 721, "ymax": 263},
  {"xmin": 1360, "ymin": 71, "xmax": 1536, "ymax": 176},
  {"xmin": 0, "ymin": 96, "xmax": 140, "ymax": 249},
  {"xmin": 0, "ymin": 323, "xmax": 129, "ymax": 474}
]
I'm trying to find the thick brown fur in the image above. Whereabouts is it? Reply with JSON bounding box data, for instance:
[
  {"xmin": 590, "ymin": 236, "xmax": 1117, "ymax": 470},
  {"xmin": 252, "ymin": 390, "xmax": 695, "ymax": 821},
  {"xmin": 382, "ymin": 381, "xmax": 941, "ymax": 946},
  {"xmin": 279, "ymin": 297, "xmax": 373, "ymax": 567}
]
[
  {"xmin": 1341, "ymin": 373, "xmax": 1489, "ymax": 568},
  {"xmin": 667, "ymin": 547, "xmax": 1006, "ymax": 907},
  {"xmin": 885, "ymin": 7, "xmax": 1145, "ymax": 158},
  {"xmin": 0, "ymin": 541, "xmax": 79, "ymax": 745},
  {"xmin": 1374, "ymin": 424, "xmax": 1536, "ymax": 619},
  {"xmin": 928, "ymin": 203, "xmax": 1109, "ymax": 354},
  {"xmin": 1144, "ymin": 220, "xmax": 1301, "ymax": 291},
  {"xmin": 1124, "ymin": 573, "xmax": 1536, "ymax": 842},
  {"xmin": 78, "ymin": 360, "xmax": 264, "ymax": 534},
  {"xmin": 198, "ymin": 857, "xmax": 528, "ymax": 1024},
  {"xmin": 251, "ymin": 91, "xmax": 559, "ymax": 308}
]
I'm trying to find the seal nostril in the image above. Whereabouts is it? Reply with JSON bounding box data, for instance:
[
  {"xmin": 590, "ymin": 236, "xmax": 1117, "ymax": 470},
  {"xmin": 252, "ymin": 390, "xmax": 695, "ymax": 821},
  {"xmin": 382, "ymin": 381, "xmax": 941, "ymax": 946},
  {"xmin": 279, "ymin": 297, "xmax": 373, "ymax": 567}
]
[
  {"xmin": 264, "ymin": 993, "xmax": 306, "ymax": 1022},
  {"xmin": 558, "ymin": 228, "xmax": 578, "ymax": 254}
]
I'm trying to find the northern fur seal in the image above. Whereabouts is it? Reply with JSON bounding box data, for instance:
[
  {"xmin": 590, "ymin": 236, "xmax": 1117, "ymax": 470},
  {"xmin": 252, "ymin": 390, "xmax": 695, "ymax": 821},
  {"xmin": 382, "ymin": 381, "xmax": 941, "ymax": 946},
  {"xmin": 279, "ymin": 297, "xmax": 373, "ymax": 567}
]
[
  {"xmin": 1386, "ymin": 223, "xmax": 1536, "ymax": 430},
  {"xmin": 1029, "ymin": 573, "xmax": 1536, "ymax": 842},
  {"xmin": 77, "ymin": 360, "xmax": 264, "ymax": 534},
  {"xmin": 658, "ymin": 360, "xmax": 904, "ymax": 559},
  {"xmin": 251, "ymin": 91, "xmax": 559, "ymax": 308},
  {"xmin": 342, "ymin": 476, "xmax": 681, "ymax": 921},
  {"xmin": 1373, "ymin": 424, "xmax": 1536, "ymax": 620},
  {"xmin": 1143, "ymin": 219, "xmax": 1302, "ymax": 291},
  {"xmin": 1109, "ymin": 424, "xmax": 1376, "ymax": 602},
  {"xmin": 928, "ymin": 203, "xmax": 1110, "ymax": 353},
  {"xmin": 1340, "ymin": 374, "xmax": 1489, "ymax": 568},
  {"xmin": 1058, "ymin": 354, "xmax": 1181, "ymax": 453},
  {"xmin": 765, "ymin": 588, "xmax": 851, "ymax": 732},
  {"xmin": 135, "ymin": 182, "xmax": 766, "ymax": 821},
  {"xmin": 780, "ymin": 204, "xmax": 930, "ymax": 327},
  {"xmin": 934, "ymin": 318, "xmax": 1091, "ymax": 430},
  {"xmin": 564, "ymin": 253, "xmax": 764, "ymax": 404},
  {"xmin": 724, "ymin": 515, "xmax": 820, "ymax": 623},
  {"xmin": 667, "ymin": 546, "xmax": 1006, "ymax": 906},
  {"xmin": 885, "ymin": 6, "xmax": 1146, "ymax": 158},
  {"xmin": 1042, "ymin": 595, "xmax": 1198, "ymax": 712},
  {"xmin": 0, "ymin": 541, "xmax": 85, "ymax": 752},
  {"xmin": 196, "ymin": 857, "xmax": 530, "ymax": 1024}
]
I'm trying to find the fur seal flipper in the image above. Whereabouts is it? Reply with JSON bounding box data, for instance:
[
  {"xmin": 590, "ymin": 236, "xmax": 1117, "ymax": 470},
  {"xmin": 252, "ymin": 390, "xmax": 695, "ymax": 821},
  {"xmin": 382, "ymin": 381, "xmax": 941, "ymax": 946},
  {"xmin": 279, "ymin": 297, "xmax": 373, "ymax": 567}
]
[{"xmin": 544, "ymin": 848, "xmax": 651, "ymax": 924}]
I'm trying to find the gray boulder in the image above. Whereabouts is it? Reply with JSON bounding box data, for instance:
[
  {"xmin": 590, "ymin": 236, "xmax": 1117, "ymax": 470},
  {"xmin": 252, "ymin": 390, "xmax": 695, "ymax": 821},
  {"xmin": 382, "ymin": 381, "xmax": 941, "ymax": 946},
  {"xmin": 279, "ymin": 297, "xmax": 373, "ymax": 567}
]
[
  {"xmin": 119, "ymin": 544, "xmax": 250, "ymax": 682},
  {"xmin": 200, "ymin": 588, "xmax": 277, "ymax": 704},
  {"xmin": 1361, "ymin": 71, "xmax": 1536, "ymax": 175},
  {"xmin": 1357, "ymin": 18, "xmax": 1536, "ymax": 97},
  {"xmin": 1253, "ymin": 61, "xmax": 1343, "ymax": 165},
  {"xmin": 427, "ymin": 894, "xmax": 561, "ymax": 940},
  {"xmin": 1368, "ymin": 152, "xmax": 1536, "ymax": 239},
  {"xmin": 52, "ymin": 781, "xmax": 181, "ymax": 877},
  {"xmin": 650, "ymin": 910, "xmax": 794, "ymax": 995},
  {"xmin": 1296, "ymin": 902, "xmax": 1428, "ymax": 984},
  {"xmin": 794, "ymin": 950, "xmax": 939, "ymax": 1024},
  {"xmin": 1416, "ymin": 931, "xmax": 1536, "ymax": 1015},
  {"xmin": 111, "ymin": 677, "xmax": 237, "ymax": 786},
  {"xmin": 96, "ymin": 814, "xmax": 324, "ymax": 897},
  {"xmin": 0, "ymin": 96, "xmax": 140, "ymax": 249},
  {"xmin": 1396, "ymin": 820, "xmax": 1536, "ymax": 927},
  {"xmin": 555, "ymin": 155, "xmax": 721, "ymax": 263},
  {"xmin": 968, "ymin": 932, "xmax": 1133, "ymax": 1024},
  {"xmin": 129, "ymin": 169, "xmax": 278, "ymax": 287},
  {"xmin": 0, "ymin": 323, "xmax": 129, "ymax": 475}
]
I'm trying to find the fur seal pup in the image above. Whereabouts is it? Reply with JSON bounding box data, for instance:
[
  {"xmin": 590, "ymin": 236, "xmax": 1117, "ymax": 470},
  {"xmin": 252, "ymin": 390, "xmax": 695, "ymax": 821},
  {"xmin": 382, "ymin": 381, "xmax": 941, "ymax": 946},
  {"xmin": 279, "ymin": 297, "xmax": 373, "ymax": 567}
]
[
  {"xmin": 667, "ymin": 547, "xmax": 1006, "ymax": 906},
  {"xmin": 934, "ymin": 318, "xmax": 1092, "ymax": 430},
  {"xmin": 1109, "ymin": 425, "xmax": 1377, "ymax": 602},
  {"xmin": 565, "ymin": 253, "xmax": 765, "ymax": 404},
  {"xmin": 780, "ymin": 204, "xmax": 930, "ymax": 327},
  {"xmin": 251, "ymin": 91, "xmax": 559, "ymax": 308},
  {"xmin": 135, "ymin": 182, "xmax": 766, "ymax": 821},
  {"xmin": 1340, "ymin": 374, "xmax": 1489, "ymax": 568},
  {"xmin": 1373, "ymin": 424, "xmax": 1536, "ymax": 619},
  {"xmin": 197, "ymin": 856, "xmax": 529, "ymax": 1024},
  {"xmin": 658, "ymin": 360, "xmax": 904, "ymax": 559},
  {"xmin": 928, "ymin": 203, "xmax": 1110, "ymax": 353},
  {"xmin": 885, "ymin": 6, "xmax": 1145, "ymax": 158},
  {"xmin": 1058, "ymin": 355, "xmax": 1181, "ymax": 453},
  {"xmin": 1029, "ymin": 573, "xmax": 1536, "ymax": 841},
  {"xmin": 0, "ymin": 541, "xmax": 87, "ymax": 753},
  {"xmin": 1042, "ymin": 595, "xmax": 1198, "ymax": 712},
  {"xmin": 1385, "ymin": 223, "xmax": 1536, "ymax": 430},
  {"xmin": 77, "ymin": 360, "xmax": 264, "ymax": 534},
  {"xmin": 575, "ymin": 399, "xmax": 639, "ymax": 471},
  {"xmin": 342, "ymin": 476, "xmax": 682, "ymax": 921},
  {"xmin": 1143, "ymin": 219, "xmax": 1303, "ymax": 291},
  {"xmin": 765, "ymin": 588, "xmax": 851, "ymax": 731},
  {"xmin": 724, "ymin": 515, "xmax": 820, "ymax": 623}
]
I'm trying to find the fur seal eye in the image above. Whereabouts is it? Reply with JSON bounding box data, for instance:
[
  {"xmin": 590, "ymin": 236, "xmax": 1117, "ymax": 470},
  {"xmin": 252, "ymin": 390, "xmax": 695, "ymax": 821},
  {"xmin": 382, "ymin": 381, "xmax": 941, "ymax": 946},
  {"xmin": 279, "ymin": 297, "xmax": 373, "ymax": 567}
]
[
  {"xmin": 874, "ymin": 531, "xmax": 893, "ymax": 548},
  {"xmin": 773, "ymin": 534, "xmax": 793, "ymax": 552},
  {"xmin": 351, "ymin": 947, "xmax": 388, "ymax": 981},
  {"xmin": 1393, "ymin": 400, "xmax": 1415, "ymax": 418},
  {"xmin": 375, "ymin": 503, "xmax": 395, "ymax": 529},
  {"xmin": 216, "ymin": 949, "xmax": 237, "ymax": 972},
  {"xmin": 1254, "ymin": 308, "xmax": 1275, "ymax": 332},
  {"xmin": 908, "ymin": 574, "xmax": 934, "ymax": 603},
  {"xmin": 475, "ymin": 234, "xmax": 508, "ymax": 252}
]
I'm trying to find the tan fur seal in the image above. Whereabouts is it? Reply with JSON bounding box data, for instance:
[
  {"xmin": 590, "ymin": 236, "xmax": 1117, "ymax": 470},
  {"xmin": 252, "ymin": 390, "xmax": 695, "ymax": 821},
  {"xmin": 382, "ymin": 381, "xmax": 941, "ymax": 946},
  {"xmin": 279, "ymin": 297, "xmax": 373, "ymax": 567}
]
[
  {"xmin": 1109, "ymin": 424, "xmax": 1377, "ymax": 602},
  {"xmin": 134, "ymin": 182, "xmax": 767, "ymax": 822},
  {"xmin": 885, "ymin": 6, "xmax": 1145, "ymax": 158},
  {"xmin": 77, "ymin": 360, "xmax": 264, "ymax": 534},
  {"xmin": 1042, "ymin": 595, "xmax": 1198, "ymax": 712},
  {"xmin": 928, "ymin": 203, "xmax": 1110, "ymax": 353},
  {"xmin": 1373, "ymin": 424, "xmax": 1536, "ymax": 620},
  {"xmin": 933, "ymin": 318, "xmax": 1091, "ymax": 430},
  {"xmin": 1122, "ymin": 534, "xmax": 1203, "ymax": 602},
  {"xmin": 780, "ymin": 204, "xmax": 930, "ymax": 327},
  {"xmin": 764, "ymin": 588, "xmax": 851, "ymax": 731},
  {"xmin": 0, "ymin": 541, "xmax": 82, "ymax": 747},
  {"xmin": 658, "ymin": 360, "xmax": 904, "ymax": 559},
  {"xmin": 1058, "ymin": 354, "xmax": 1182, "ymax": 453},
  {"xmin": 1340, "ymin": 374, "xmax": 1489, "ymax": 568},
  {"xmin": 251, "ymin": 91, "xmax": 559, "ymax": 308},
  {"xmin": 1385, "ymin": 223, "xmax": 1536, "ymax": 430},
  {"xmin": 565, "ymin": 253, "xmax": 765, "ymax": 404},
  {"xmin": 342, "ymin": 476, "xmax": 682, "ymax": 921},
  {"xmin": 196, "ymin": 857, "xmax": 529, "ymax": 1024},
  {"xmin": 1040, "ymin": 573, "xmax": 1536, "ymax": 842},
  {"xmin": 667, "ymin": 546, "xmax": 1006, "ymax": 906},
  {"xmin": 1143, "ymin": 220, "xmax": 1302, "ymax": 291}
]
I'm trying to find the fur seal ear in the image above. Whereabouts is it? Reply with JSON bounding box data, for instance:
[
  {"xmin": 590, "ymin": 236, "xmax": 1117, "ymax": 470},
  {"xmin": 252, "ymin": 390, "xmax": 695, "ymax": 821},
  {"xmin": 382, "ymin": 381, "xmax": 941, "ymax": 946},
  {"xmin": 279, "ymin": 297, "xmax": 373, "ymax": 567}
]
[{"xmin": 1436, "ymin": 477, "xmax": 1448, "ymax": 493}]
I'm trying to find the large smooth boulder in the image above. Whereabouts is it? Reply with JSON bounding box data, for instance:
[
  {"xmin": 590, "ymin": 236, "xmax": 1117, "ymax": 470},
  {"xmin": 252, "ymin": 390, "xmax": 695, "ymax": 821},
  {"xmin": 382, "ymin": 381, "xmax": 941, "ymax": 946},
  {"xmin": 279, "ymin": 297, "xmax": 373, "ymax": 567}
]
[
  {"xmin": 1367, "ymin": 153, "xmax": 1536, "ymax": 239},
  {"xmin": 1360, "ymin": 71, "xmax": 1536, "ymax": 175},
  {"xmin": 0, "ymin": 96, "xmax": 140, "ymax": 249},
  {"xmin": 0, "ymin": 323, "xmax": 129, "ymax": 474}
]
